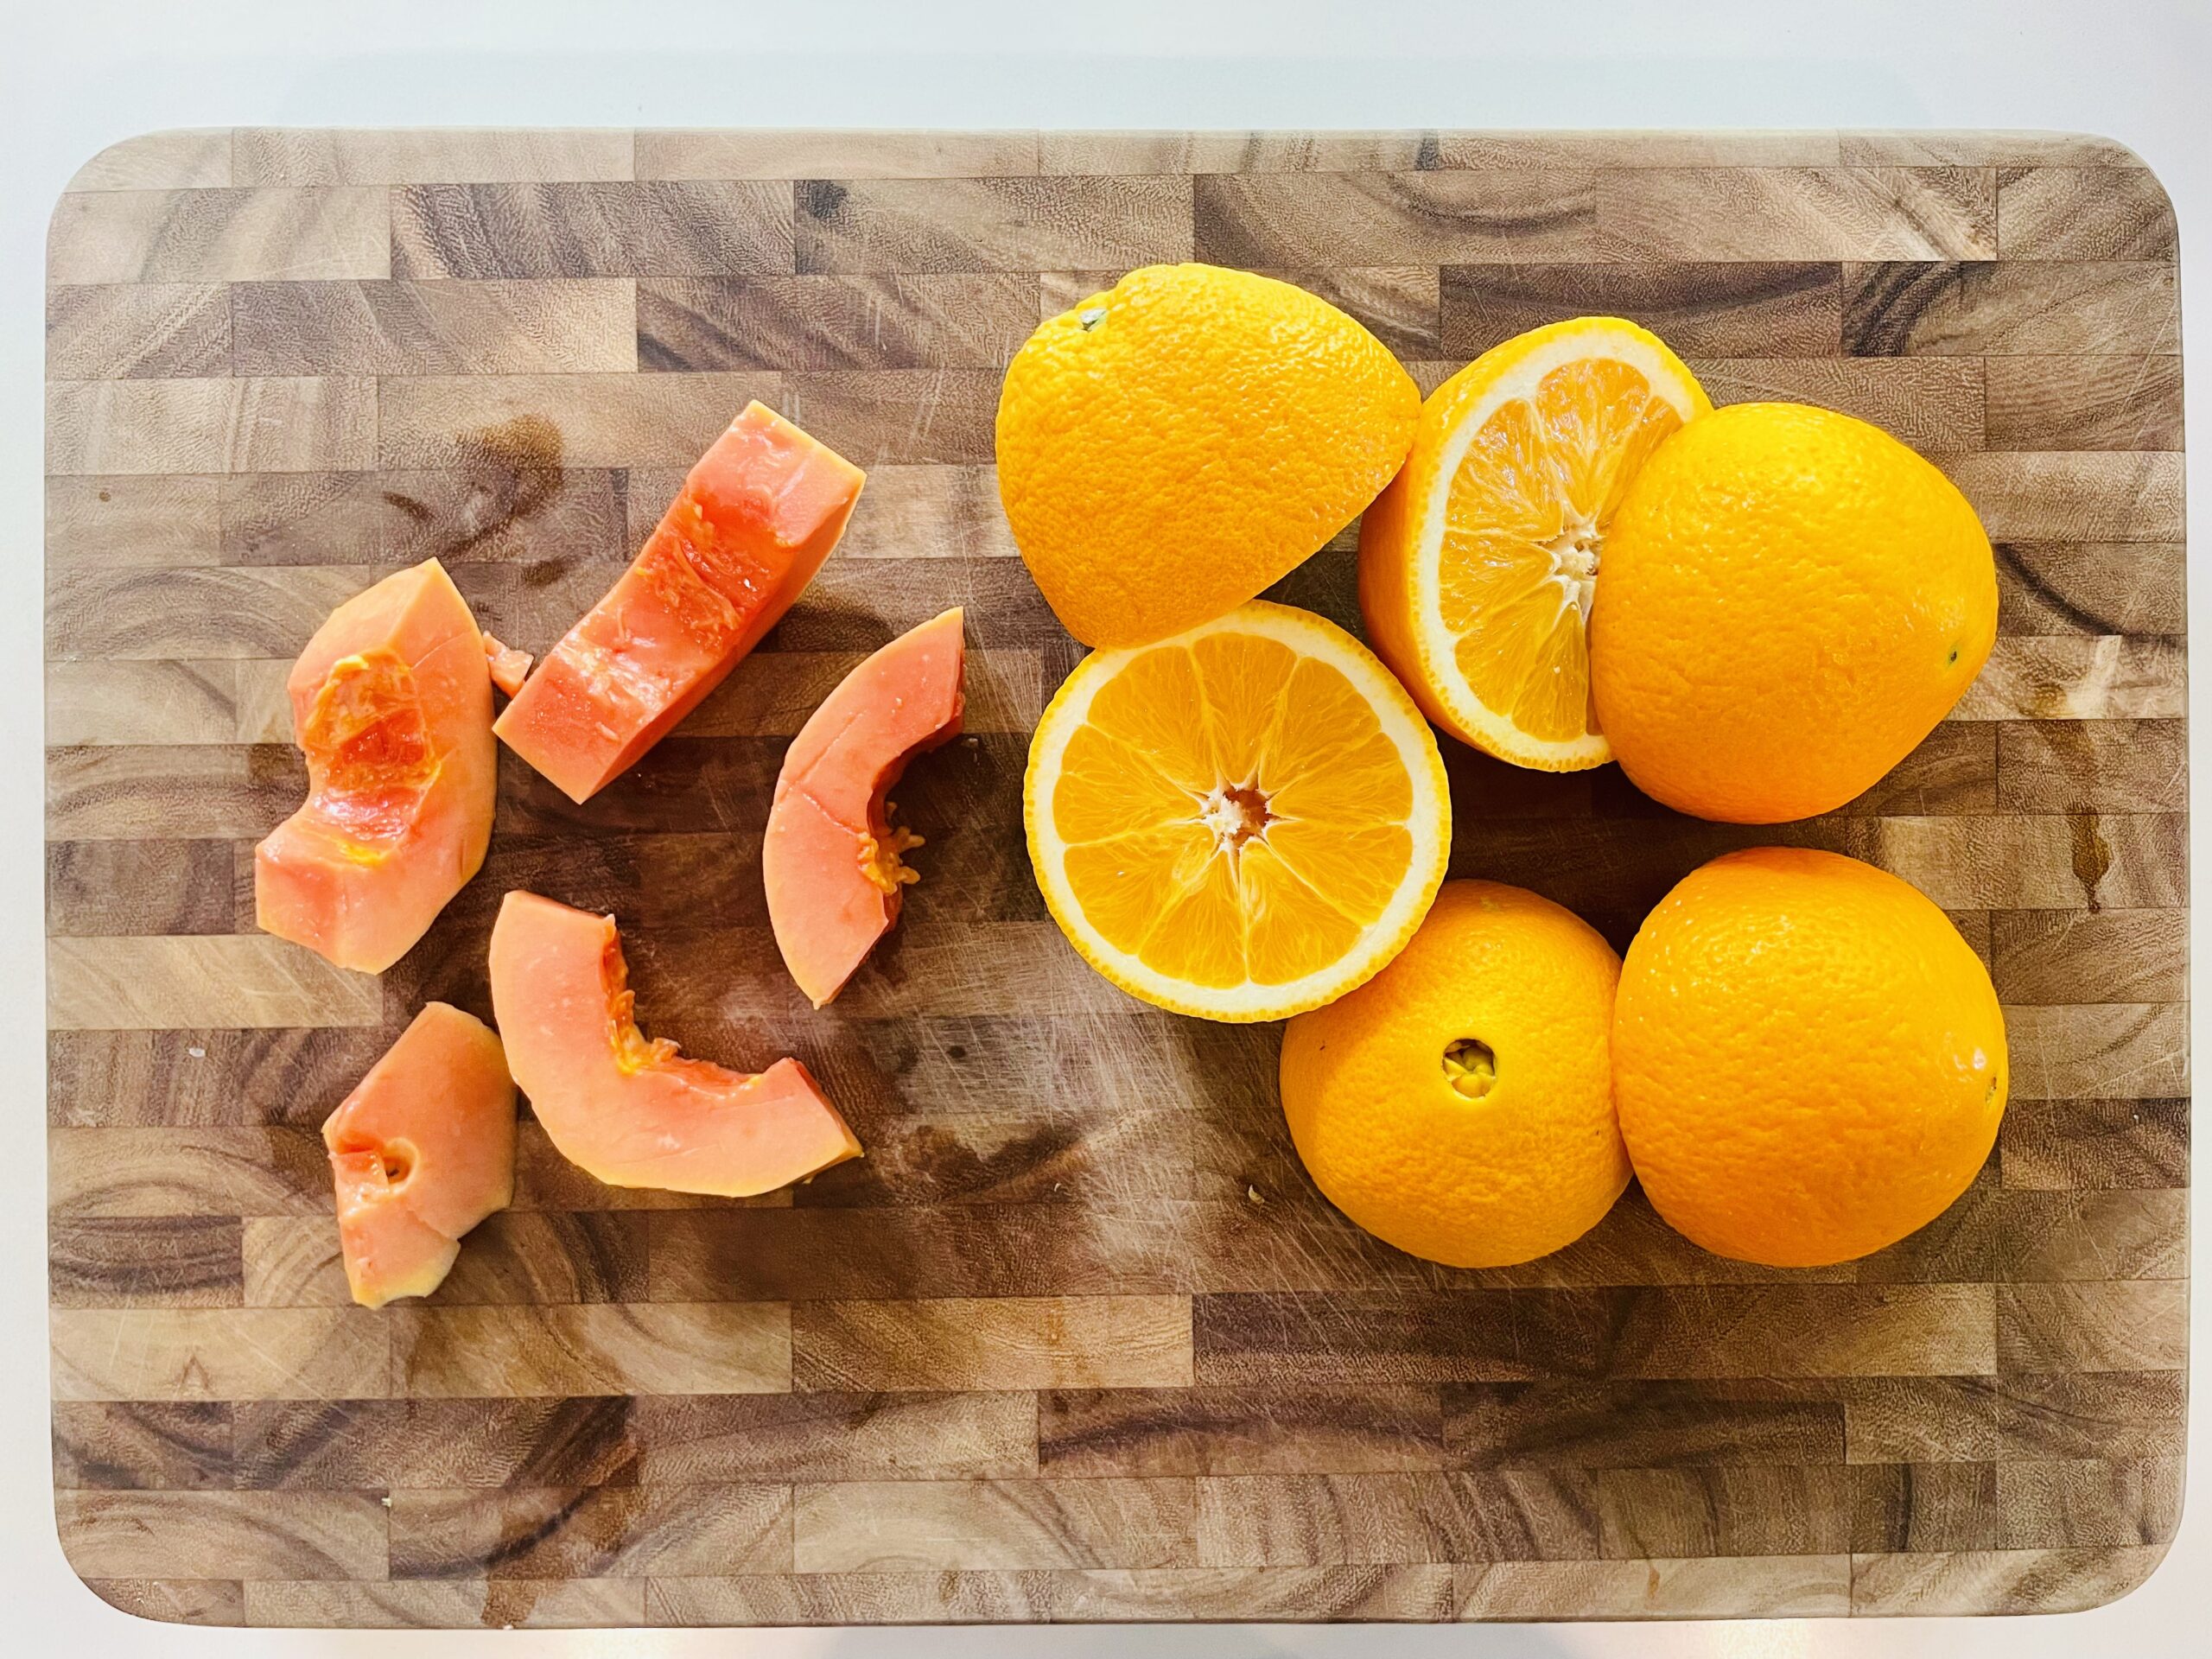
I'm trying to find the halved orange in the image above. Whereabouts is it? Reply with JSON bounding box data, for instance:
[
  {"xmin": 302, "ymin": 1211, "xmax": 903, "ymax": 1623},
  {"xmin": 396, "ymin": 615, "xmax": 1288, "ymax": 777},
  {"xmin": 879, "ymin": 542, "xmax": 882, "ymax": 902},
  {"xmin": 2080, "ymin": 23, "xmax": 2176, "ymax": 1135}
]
[
  {"xmin": 1357, "ymin": 316, "xmax": 1711, "ymax": 770},
  {"xmin": 1025, "ymin": 601, "xmax": 1450, "ymax": 1022}
]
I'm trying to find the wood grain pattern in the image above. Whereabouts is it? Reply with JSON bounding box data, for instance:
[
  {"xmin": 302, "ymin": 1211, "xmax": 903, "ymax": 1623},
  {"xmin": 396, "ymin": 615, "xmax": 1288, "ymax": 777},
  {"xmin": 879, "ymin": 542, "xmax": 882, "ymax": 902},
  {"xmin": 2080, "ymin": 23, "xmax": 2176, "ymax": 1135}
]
[
  {"xmin": 1846, "ymin": 259, "xmax": 2178, "ymax": 358},
  {"xmin": 1597, "ymin": 168, "xmax": 1998, "ymax": 261},
  {"xmin": 46, "ymin": 376, "xmax": 376, "ymax": 475},
  {"xmin": 67, "ymin": 130, "xmax": 233, "ymax": 192},
  {"xmin": 792, "ymin": 1295, "xmax": 1196, "ymax": 1391},
  {"xmin": 232, "ymin": 279, "xmax": 638, "ymax": 376},
  {"xmin": 791, "ymin": 1477, "xmax": 1196, "ymax": 1572},
  {"xmin": 243, "ymin": 1577, "xmax": 643, "ymax": 1630},
  {"xmin": 389, "ymin": 1483, "xmax": 791, "ymax": 1577},
  {"xmin": 43, "ymin": 127, "xmax": 2185, "ymax": 1626},
  {"xmin": 47, "ymin": 188, "xmax": 390, "ymax": 283},
  {"xmin": 234, "ymin": 127, "xmax": 635, "ymax": 186},
  {"xmin": 1998, "ymin": 169, "xmax": 2178, "ymax": 260},
  {"xmin": 46, "ymin": 283, "xmax": 231, "ymax": 379},
  {"xmin": 1446, "ymin": 262, "xmax": 1840, "ymax": 357},
  {"xmin": 392, "ymin": 182, "xmax": 793, "ymax": 279}
]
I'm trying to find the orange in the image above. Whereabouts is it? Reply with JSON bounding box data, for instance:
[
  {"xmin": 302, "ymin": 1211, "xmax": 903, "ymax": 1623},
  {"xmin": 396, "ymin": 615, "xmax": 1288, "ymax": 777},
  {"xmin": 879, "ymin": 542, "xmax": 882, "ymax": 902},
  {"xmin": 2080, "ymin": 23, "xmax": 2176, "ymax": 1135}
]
[
  {"xmin": 1613, "ymin": 847, "xmax": 2006, "ymax": 1268},
  {"xmin": 997, "ymin": 264, "xmax": 1419, "ymax": 648},
  {"xmin": 1025, "ymin": 601, "xmax": 1450, "ymax": 1022},
  {"xmin": 1589, "ymin": 402, "xmax": 1996, "ymax": 823},
  {"xmin": 1279, "ymin": 880, "xmax": 1629, "ymax": 1268},
  {"xmin": 1358, "ymin": 316, "xmax": 1710, "ymax": 771}
]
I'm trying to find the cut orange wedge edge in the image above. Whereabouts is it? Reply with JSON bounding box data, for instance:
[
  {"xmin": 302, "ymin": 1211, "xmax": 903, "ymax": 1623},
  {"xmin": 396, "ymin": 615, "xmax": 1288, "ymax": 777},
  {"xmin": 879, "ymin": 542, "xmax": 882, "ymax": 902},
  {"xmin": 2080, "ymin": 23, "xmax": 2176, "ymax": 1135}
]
[
  {"xmin": 1358, "ymin": 316, "xmax": 1711, "ymax": 771},
  {"xmin": 1025, "ymin": 601, "xmax": 1451, "ymax": 1022}
]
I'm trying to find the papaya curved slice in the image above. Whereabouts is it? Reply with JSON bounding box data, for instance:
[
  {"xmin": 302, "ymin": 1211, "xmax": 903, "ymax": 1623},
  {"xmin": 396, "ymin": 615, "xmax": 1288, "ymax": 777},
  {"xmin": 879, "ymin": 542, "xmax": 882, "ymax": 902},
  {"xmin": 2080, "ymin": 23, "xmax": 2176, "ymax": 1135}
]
[
  {"xmin": 494, "ymin": 403, "xmax": 865, "ymax": 804},
  {"xmin": 322, "ymin": 1001, "xmax": 517, "ymax": 1307},
  {"xmin": 764, "ymin": 608, "xmax": 967, "ymax": 1007},
  {"xmin": 487, "ymin": 890, "xmax": 862, "ymax": 1197},
  {"xmin": 255, "ymin": 559, "xmax": 498, "ymax": 974}
]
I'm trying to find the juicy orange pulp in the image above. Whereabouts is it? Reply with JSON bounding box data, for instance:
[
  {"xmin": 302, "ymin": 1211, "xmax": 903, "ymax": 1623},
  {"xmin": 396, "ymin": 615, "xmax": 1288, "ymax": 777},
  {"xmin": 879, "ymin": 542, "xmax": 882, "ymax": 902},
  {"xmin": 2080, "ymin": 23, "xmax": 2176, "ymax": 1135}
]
[
  {"xmin": 1440, "ymin": 357, "xmax": 1687, "ymax": 745},
  {"xmin": 1052, "ymin": 628, "xmax": 1422, "ymax": 992}
]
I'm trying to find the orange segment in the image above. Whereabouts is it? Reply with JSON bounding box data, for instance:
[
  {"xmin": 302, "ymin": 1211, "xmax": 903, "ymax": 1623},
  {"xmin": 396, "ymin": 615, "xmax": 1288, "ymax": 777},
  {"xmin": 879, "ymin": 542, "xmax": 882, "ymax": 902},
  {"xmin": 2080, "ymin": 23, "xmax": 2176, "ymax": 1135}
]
[
  {"xmin": 1241, "ymin": 841, "xmax": 1367, "ymax": 985},
  {"xmin": 1026, "ymin": 601, "xmax": 1451, "ymax": 1023},
  {"xmin": 1084, "ymin": 641, "xmax": 1216, "ymax": 789},
  {"xmin": 1052, "ymin": 726, "xmax": 1198, "ymax": 843},
  {"xmin": 1189, "ymin": 631, "xmax": 1297, "ymax": 786},
  {"xmin": 1063, "ymin": 823, "xmax": 1217, "ymax": 956}
]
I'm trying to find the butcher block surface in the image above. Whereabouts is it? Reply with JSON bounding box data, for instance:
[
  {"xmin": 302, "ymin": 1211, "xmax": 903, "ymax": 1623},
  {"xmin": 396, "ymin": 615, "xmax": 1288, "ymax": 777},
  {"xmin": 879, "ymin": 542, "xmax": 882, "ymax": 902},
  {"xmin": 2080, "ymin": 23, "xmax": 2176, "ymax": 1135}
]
[{"xmin": 43, "ymin": 127, "xmax": 2185, "ymax": 1627}]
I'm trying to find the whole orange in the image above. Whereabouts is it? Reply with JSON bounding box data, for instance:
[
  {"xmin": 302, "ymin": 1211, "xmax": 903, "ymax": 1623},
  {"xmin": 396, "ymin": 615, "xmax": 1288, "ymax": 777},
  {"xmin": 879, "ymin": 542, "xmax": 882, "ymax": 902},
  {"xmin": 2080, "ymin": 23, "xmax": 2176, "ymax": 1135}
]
[
  {"xmin": 996, "ymin": 264, "xmax": 1419, "ymax": 648},
  {"xmin": 1278, "ymin": 880, "xmax": 1629, "ymax": 1268},
  {"xmin": 1613, "ymin": 847, "xmax": 2006, "ymax": 1268},
  {"xmin": 1588, "ymin": 402, "xmax": 1996, "ymax": 823}
]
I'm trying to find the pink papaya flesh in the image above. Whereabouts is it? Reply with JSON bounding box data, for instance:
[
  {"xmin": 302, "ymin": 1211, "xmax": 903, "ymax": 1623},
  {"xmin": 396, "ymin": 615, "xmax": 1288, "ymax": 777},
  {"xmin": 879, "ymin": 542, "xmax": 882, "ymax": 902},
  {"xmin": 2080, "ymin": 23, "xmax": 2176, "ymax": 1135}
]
[
  {"xmin": 487, "ymin": 890, "xmax": 862, "ymax": 1196},
  {"xmin": 494, "ymin": 402, "xmax": 865, "ymax": 804},
  {"xmin": 255, "ymin": 558, "xmax": 499, "ymax": 974},
  {"xmin": 764, "ymin": 608, "xmax": 967, "ymax": 1007},
  {"xmin": 322, "ymin": 1001, "xmax": 518, "ymax": 1307},
  {"xmin": 481, "ymin": 632, "xmax": 532, "ymax": 697}
]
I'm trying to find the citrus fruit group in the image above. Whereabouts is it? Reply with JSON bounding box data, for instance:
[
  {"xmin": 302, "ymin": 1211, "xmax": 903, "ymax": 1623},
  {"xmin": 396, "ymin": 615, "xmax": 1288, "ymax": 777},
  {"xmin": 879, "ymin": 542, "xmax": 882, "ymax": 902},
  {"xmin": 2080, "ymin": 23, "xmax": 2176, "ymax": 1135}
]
[
  {"xmin": 1279, "ymin": 880, "xmax": 1630, "ymax": 1268},
  {"xmin": 1590, "ymin": 402, "xmax": 1997, "ymax": 823},
  {"xmin": 997, "ymin": 264, "xmax": 1419, "ymax": 648},
  {"xmin": 1357, "ymin": 316, "xmax": 1710, "ymax": 771},
  {"xmin": 1612, "ymin": 847, "xmax": 2007, "ymax": 1268},
  {"xmin": 1024, "ymin": 601, "xmax": 1450, "ymax": 1021}
]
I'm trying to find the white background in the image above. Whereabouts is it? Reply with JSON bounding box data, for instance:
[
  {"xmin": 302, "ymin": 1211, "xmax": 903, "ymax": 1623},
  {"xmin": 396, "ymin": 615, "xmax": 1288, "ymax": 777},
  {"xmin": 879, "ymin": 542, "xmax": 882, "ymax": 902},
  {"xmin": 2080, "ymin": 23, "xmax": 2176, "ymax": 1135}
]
[{"xmin": 2, "ymin": 0, "xmax": 2203, "ymax": 1652}]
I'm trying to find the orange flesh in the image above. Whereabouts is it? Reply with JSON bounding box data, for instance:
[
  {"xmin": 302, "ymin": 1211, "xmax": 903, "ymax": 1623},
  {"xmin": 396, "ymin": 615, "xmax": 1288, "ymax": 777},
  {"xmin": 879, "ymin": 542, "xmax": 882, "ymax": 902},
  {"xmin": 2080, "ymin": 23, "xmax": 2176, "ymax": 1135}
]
[
  {"xmin": 321, "ymin": 1001, "xmax": 517, "ymax": 1307},
  {"xmin": 487, "ymin": 890, "xmax": 863, "ymax": 1196},
  {"xmin": 494, "ymin": 403, "xmax": 865, "ymax": 803},
  {"xmin": 255, "ymin": 559, "xmax": 498, "ymax": 974},
  {"xmin": 1051, "ymin": 627, "xmax": 1419, "ymax": 989},
  {"xmin": 1439, "ymin": 358, "xmax": 1684, "ymax": 743},
  {"xmin": 763, "ymin": 608, "xmax": 967, "ymax": 1007}
]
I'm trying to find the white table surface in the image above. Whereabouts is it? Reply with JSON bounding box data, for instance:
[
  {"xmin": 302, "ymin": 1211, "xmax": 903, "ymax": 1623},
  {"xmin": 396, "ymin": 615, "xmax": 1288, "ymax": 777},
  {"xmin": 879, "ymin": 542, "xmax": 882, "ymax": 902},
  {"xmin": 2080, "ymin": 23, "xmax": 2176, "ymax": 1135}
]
[{"xmin": 4, "ymin": 1, "xmax": 2205, "ymax": 1651}]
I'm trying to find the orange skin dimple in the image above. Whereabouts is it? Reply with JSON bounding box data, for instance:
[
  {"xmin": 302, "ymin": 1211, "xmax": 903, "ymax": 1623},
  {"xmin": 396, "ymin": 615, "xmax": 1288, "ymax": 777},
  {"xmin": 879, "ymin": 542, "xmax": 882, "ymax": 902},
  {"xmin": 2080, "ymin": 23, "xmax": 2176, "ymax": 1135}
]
[{"xmin": 1279, "ymin": 880, "xmax": 1629, "ymax": 1268}]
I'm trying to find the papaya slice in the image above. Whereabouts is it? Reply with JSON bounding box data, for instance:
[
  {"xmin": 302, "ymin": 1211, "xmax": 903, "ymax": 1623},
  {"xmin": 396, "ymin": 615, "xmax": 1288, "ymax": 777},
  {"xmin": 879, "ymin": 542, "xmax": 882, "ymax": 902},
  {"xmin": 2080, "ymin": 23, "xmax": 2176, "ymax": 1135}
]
[
  {"xmin": 487, "ymin": 890, "xmax": 862, "ymax": 1196},
  {"xmin": 255, "ymin": 559, "xmax": 498, "ymax": 974},
  {"xmin": 322, "ymin": 1001, "xmax": 517, "ymax": 1307},
  {"xmin": 764, "ymin": 607, "xmax": 967, "ymax": 1007},
  {"xmin": 494, "ymin": 402, "xmax": 865, "ymax": 803},
  {"xmin": 481, "ymin": 632, "xmax": 531, "ymax": 697}
]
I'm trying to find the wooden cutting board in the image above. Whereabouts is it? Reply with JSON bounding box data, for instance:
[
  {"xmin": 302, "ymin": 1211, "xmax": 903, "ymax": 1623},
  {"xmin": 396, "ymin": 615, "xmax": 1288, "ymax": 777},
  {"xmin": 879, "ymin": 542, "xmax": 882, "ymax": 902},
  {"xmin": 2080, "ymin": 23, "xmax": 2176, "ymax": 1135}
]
[{"xmin": 44, "ymin": 127, "xmax": 2186, "ymax": 1630}]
